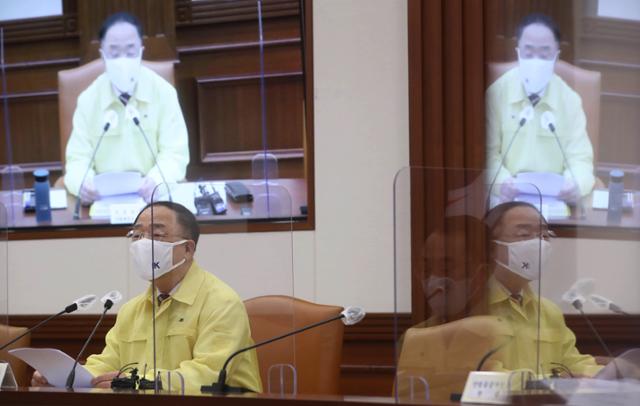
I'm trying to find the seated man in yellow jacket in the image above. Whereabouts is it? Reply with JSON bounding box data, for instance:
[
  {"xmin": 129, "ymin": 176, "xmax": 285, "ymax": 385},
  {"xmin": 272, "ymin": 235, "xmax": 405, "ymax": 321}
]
[
  {"xmin": 484, "ymin": 201, "xmax": 602, "ymax": 377},
  {"xmin": 33, "ymin": 202, "xmax": 262, "ymax": 393},
  {"xmin": 486, "ymin": 13, "xmax": 594, "ymax": 202},
  {"xmin": 65, "ymin": 12, "xmax": 189, "ymax": 203}
]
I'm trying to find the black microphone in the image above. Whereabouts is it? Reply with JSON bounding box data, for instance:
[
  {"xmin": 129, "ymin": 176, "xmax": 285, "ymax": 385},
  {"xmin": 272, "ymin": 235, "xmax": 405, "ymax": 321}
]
[
  {"xmin": 125, "ymin": 105, "xmax": 172, "ymax": 201},
  {"xmin": 486, "ymin": 105, "xmax": 534, "ymax": 207},
  {"xmin": 66, "ymin": 290, "xmax": 122, "ymax": 388},
  {"xmin": 0, "ymin": 294, "xmax": 97, "ymax": 351},
  {"xmin": 73, "ymin": 110, "xmax": 118, "ymax": 219},
  {"xmin": 201, "ymin": 306, "xmax": 365, "ymax": 395}
]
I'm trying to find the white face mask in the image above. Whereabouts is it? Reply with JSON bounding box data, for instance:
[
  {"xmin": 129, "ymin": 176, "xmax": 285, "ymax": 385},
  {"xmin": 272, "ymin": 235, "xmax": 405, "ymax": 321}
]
[
  {"xmin": 102, "ymin": 50, "xmax": 142, "ymax": 95},
  {"xmin": 517, "ymin": 52, "xmax": 556, "ymax": 96},
  {"xmin": 129, "ymin": 238, "xmax": 187, "ymax": 281},
  {"xmin": 494, "ymin": 238, "xmax": 552, "ymax": 281}
]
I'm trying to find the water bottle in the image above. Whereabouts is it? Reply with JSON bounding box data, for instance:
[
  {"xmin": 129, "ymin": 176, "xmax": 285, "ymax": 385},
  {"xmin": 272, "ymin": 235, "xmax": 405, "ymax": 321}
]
[
  {"xmin": 34, "ymin": 169, "xmax": 51, "ymax": 222},
  {"xmin": 606, "ymin": 169, "xmax": 624, "ymax": 224}
]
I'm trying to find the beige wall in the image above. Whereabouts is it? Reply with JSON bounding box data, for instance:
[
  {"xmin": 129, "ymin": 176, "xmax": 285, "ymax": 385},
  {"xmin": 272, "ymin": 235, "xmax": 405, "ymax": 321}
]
[{"xmin": 5, "ymin": 0, "xmax": 410, "ymax": 316}]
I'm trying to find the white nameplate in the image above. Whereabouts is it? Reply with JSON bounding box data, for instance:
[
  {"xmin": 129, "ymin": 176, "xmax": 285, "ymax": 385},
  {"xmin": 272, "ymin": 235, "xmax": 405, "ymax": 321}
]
[
  {"xmin": 110, "ymin": 203, "xmax": 142, "ymax": 224},
  {"xmin": 461, "ymin": 371, "xmax": 510, "ymax": 405}
]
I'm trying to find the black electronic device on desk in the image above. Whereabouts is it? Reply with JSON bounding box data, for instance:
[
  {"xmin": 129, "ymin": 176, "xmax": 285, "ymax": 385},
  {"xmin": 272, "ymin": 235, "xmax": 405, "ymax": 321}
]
[
  {"xmin": 225, "ymin": 181, "xmax": 253, "ymax": 203},
  {"xmin": 194, "ymin": 183, "xmax": 226, "ymax": 216}
]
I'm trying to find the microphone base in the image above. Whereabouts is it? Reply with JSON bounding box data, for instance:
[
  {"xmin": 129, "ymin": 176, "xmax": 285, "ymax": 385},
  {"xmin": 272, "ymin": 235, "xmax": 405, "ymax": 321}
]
[{"xmin": 200, "ymin": 383, "xmax": 251, "ymax": 395}]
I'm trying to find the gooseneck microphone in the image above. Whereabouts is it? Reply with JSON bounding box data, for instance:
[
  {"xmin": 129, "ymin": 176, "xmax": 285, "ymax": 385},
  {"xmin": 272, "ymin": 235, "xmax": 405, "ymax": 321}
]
[
  {"xmin": 66, "ymin": 290, "xmax": 122, "ymax": 388},
  {"xmin": 0, "ymin": 294, "xmax": 97, "ymax": 351},
  {"xmin": 566, "ymin": 292, "xmax": 616, "ymax": 360},
  {"xmin": 125, "ymin": 105, "xmax": 172, "ymax": 201},
  {"xmin": 589, "ymin": 294, "xmax": 628, "ymax": 316},
  {"xmin": 201, "ymin": 306, "xmax": 366, "ymax": 394},
  {"xmin": 561, "ymin": 278, "xmax": 594, "ymax": 310},
  {"xmin": 562, "ymin": 279, "xmax": 615, "ymax": 357},
  {"xmin": 73, "ymin": 110, "xmax": 118, "ymax": 219},
  {"xmin": 540, "ymin": 111, "xmax": 585, "ymax": 218},
  {"xmin": 486, "ymin": 106, "xmax": 535, "ymax": 206}
]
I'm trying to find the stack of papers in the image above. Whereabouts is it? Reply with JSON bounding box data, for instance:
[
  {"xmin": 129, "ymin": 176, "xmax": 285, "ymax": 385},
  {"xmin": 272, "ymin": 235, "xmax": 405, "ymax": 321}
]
[
  {"xmin": 90, "ymin": 172, "xmax": 146, "ymax": 221},
  {"xmin": 514, "ymin": 172, "xmax": 570, "ymax": 219},
  {"xmin": 93, "ymin": 172, "xmax": 143, "ymax": 197}
]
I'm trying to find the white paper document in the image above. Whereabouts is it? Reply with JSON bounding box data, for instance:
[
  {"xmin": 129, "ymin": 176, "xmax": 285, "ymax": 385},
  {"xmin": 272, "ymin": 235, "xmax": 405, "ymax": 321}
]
[
  {"xmin": 9, "ymin": 347, "xmax": 93, "ymax": 388},
  {"xmin": 511, "ymin": 172, "xmax": 569, "ymax": 219},
  {"xmin": 514, "ymin": 193, "xmax": 570, "ymax": 220},
  {"xmin": 93, "ymin": 171, "xmax": 143, "ymax": 197},
  {"xmin": 514, "ymin": 172, "xmax": 565, "ymax": 197}
]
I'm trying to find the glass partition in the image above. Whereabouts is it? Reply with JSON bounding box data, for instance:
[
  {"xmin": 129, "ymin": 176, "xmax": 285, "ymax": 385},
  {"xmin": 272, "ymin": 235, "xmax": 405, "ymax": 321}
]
[
  {"xmin": 394, "ymin": 167, "xmax": 552, "ymax": 403},
  {"xmin": 485, "ymin": 2, "xmax": 640, "ymax": 234},
  {"xmin": 395, "ymin": 165, "xmax": 640, "ymax": 403},
  {"xmin": 484, "ymin": 3, "xmax": 640, "ymax": 402},
  {"xmin": 0, "ymin": 202, "xmax": 14, "ymax": 388},
  {"xmin": 139, "ymin": 165, "xmax": 296, "ymax": 393}
]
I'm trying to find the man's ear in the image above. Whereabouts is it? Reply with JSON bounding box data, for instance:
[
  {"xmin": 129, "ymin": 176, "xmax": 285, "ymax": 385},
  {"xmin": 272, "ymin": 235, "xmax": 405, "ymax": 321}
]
[{"xmin": 185, "ymin": 240, "xmax": 196, "ymax": 257}]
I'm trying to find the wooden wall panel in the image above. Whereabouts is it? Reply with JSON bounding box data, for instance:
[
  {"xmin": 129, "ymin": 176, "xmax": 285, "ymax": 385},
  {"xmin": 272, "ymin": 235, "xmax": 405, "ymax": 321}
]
[
  {"xmin": 0, "ymin": 96, "xmax": 60, "ymax": 165},
  {"xmin": 484, "ymin": 0, "xmax": 575, "ymax": 63},
  {"xmin": 408, "ymin": 0, "xmax": 488, "ymax": 324},
  {"xmin": 77, "ymin": 0, "xmax": 176, "ymax": 61},
  {"xmin": 196, "ymin": 73, "xmax": 303, "ymax": 164},
  {"xmin": 576, "ymin": 17, "xmax": 640, "ymax": 167},
  {"xmin": 599, "ymin": 96, "xmax": 640, "ymax": 166}
]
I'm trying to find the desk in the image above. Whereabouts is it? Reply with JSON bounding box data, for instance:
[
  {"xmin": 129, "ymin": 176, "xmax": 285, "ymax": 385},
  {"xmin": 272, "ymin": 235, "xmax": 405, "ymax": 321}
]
[
  {"xmin": 0, "ymin": 388, "xmax": 428, "ymax": 406},
  {"xmin": 547, "ymin": 190, "xmax": 640, "ymax": 239},
  {"xmin": 0, "ymin": 179, "xmax": 308, "ymax": 232}
]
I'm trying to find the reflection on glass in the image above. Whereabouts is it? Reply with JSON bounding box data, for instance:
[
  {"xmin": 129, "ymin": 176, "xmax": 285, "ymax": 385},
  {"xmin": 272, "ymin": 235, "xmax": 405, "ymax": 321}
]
[
  {"xmin": 486, "ymin": 14, "xmax": 595, "ymax": 215},
  {"xmin": 485, "ymin": 8, "xmax": 640, "ymax": 229},
  {"xmin": 395, "ymin": 165, "xmax": 640, "ymax": 404}
]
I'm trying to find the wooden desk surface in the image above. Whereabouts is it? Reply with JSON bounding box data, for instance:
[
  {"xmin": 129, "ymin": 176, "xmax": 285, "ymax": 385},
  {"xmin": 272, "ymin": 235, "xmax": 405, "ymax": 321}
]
[
  {"xmin": 0, "ymin": 179, "xmax": 308, "ymax": 231},
  {"xmin": 0, "ymin": 387, "xmax": 448, "ymax": 406},
  {"xmin": 549, "ymin": 190, "xmax": 640, "ymax": 239}
]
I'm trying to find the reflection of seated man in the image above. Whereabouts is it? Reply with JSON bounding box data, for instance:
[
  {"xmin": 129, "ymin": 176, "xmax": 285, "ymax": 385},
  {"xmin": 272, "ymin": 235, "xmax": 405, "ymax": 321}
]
[
  {"xmin": 484, "ymin": 201, "xmax": 602, "ymax": 377},
  {"xmin": 32, "ymin": 202, "xmax": 261, "ymax": 392},
  {"xmin": 486, "ymin": 13, "xmax": 595, "ymax": 203},
  {"xmin": 64, "ymin": 12, "xmax": 189, "ymax": 203},
  {"xmin": 419, "ymin": 217, "xmax": 488, "ymax": 327}
]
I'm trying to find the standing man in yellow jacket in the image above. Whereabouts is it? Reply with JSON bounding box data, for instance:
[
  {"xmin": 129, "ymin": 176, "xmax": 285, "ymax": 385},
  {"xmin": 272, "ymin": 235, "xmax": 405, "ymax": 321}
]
[
  {"xmin": 64, "ymin": 12, "xmax": 189, "ymax": 203},
  {"xmin": 486, "ymin": 13, "xmax": 595, "ymax": 202},
  {"xmin": 32, "ymin": 202, "xmax": 262, "ymax": 393}
]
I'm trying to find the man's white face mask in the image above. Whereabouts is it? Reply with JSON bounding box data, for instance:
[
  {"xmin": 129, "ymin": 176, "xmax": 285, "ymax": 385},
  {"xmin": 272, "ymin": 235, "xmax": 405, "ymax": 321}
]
[
  {"xmin": 129, "ymin": 238, "xmax": 187, "ymax": 281},
  {"xmin": 101, "ymin": 49, "xmax": 142, "ymax": 95},
  {"xmin": 494, "ymin": 238, "xmax": 552, "ymax": 281},
  {"xmin": 517, "ymin": 49, "xmax": 557, "ymax": 97}
]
